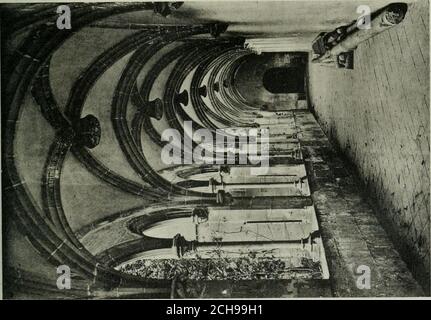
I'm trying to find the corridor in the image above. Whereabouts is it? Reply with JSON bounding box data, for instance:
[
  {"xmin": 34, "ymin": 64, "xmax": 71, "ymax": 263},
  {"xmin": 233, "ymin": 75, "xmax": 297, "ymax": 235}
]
[{"xmin": 1, "ymin": 1, "xmax": 429, "ymax": 299}]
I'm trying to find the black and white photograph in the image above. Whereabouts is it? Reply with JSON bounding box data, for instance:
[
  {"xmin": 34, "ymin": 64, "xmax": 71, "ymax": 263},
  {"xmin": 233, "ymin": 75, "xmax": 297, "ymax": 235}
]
[{"xmin": 0, "ymin": 0, "xmax": 429, "ymax": 302}]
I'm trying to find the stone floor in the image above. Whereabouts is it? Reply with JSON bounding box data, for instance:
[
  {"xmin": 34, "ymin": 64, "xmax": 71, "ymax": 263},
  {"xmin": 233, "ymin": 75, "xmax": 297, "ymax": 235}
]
[
  {"xmin": 295, "ymin": 110, "xmax": 424, "ymax": 297},
  {"xmin": 308, "ymin": 0, "xmax": 430, "ymax": 293}
]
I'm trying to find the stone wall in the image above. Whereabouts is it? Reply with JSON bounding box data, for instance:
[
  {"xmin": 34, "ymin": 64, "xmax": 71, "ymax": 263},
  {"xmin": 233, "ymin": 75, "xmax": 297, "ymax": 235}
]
[
  {"xmin": 295, "ymin": 110, "xmax": 424, "ymax": 296},
  {"xmin": 308, "ymin": 0, "xmax": 430, "ymax": 293}
]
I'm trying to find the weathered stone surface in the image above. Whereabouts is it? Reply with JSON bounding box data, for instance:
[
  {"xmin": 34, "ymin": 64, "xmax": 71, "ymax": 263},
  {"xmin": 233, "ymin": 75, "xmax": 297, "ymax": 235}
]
[{"xmin": 294, "ymin": 110, "xmax": 425, "ymax": 297}]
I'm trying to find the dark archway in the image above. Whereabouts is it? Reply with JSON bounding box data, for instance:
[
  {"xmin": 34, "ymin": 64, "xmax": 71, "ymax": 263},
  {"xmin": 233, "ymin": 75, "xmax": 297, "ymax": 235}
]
[{"xmin": 262, "ymin": 67, "xmax": 305, "ymax": 94}]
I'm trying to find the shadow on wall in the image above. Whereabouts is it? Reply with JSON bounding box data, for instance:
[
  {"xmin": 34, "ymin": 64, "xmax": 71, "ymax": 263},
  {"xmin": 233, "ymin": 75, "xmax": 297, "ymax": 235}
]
[{"xmin": 234, "ymin": 52, "xmax": 307, "ymax": 110}]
